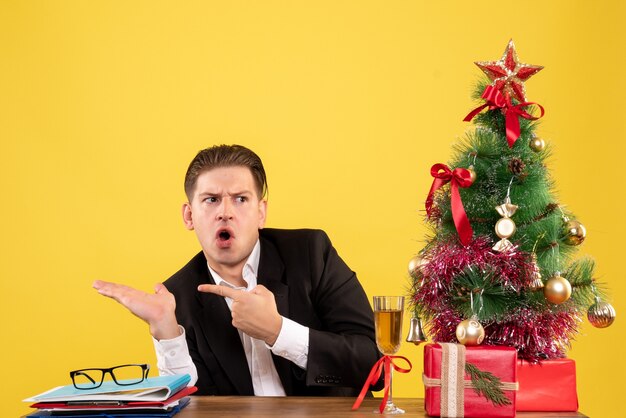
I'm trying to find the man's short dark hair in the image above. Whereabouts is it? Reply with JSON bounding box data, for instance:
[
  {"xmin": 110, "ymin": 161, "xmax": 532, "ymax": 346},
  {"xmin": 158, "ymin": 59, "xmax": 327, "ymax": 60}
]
[{"xmin": 184, "ymin": 144, "xmax": 268, "ymax": 200}]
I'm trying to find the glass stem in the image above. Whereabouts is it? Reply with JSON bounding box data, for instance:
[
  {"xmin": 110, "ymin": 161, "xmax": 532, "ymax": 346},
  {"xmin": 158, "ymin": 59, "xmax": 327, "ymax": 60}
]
[{"xmin": 387, "ymin": 366, "xmax": 394, "ymax": 406}]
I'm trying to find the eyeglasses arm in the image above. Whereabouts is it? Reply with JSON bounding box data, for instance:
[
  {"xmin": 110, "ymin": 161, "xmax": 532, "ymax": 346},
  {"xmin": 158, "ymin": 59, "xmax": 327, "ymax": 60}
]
[{"xmin": 72, "ymin": 371, "xmax": 97, "ymax": 385}]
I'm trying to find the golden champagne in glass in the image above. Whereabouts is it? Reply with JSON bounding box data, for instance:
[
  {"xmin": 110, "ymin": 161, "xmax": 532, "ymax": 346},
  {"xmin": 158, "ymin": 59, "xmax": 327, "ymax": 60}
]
[
  {"xmin": 375, "ymin": 309, "xmax": 403, "ymax": 354},
  {"xmin": 372, "ymin": 296, "xmax": 405, "ymax": 414}
]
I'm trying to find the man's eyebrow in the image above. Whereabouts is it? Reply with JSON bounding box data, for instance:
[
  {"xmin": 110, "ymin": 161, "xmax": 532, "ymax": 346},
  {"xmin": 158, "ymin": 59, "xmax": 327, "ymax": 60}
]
[{"xmin": 197, "ymin": 190, "xmax": 253, "ymax": 197}]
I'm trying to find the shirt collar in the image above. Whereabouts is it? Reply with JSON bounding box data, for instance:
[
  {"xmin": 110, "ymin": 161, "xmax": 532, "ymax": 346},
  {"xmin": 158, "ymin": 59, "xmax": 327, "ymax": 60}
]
[{"xmin": 208, "ymin": 239, "xmax": 261, "ymax": 291}]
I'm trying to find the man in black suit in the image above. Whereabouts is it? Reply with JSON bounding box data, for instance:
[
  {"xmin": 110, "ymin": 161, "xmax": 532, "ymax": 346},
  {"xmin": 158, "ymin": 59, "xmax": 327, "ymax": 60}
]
[{"xmin": 94, "ymin": 144, "xmax": 380, "ymax": 396}]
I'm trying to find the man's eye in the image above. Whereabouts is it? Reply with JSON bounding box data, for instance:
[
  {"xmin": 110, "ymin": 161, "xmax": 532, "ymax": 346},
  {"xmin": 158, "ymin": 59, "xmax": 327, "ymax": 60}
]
[
  {"xmin": 204, "ymin": 197, "xmax": 218, "ymax": 203},
  {"xmin": 235, "ymin": 196, "xmax": 247, "ymax": 203}
]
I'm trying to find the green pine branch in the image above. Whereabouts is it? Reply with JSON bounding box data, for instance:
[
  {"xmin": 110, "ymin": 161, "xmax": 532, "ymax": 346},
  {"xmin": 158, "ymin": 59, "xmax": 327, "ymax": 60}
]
[
  {"xmin": 450, "ymin": 267, "xmax": 527, "ymax": 322},
  {"xmin": 465, "ymin": 362, "xmax": 512, "ymax": 406},
  {"xmin": 564, "ymin": 258, "xmax": 598, "ymax": 308}
]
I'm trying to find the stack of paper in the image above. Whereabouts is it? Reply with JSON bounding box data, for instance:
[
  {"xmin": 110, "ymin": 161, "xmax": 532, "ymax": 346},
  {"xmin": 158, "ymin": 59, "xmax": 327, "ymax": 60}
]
[{"xmin": 24, "ymin": 374, "xmax": 197, "ymax": 417}]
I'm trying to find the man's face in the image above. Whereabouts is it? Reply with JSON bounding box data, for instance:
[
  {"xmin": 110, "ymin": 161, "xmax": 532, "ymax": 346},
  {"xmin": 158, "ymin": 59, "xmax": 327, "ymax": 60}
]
[{"xmin": 182, "ymin": 166, "xmax": 267, "ymax": 274}]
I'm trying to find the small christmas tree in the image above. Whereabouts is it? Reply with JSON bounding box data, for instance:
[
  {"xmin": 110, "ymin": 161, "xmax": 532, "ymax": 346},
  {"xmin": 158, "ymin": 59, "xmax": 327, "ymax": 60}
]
[{"xmin": 409, "ymin": 40, "xmax": 616, "ymax": 362}]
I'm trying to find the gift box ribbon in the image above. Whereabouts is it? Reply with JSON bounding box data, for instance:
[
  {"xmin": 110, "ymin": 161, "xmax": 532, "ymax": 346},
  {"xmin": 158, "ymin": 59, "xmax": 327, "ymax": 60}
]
[
  {"xmin": 423, "ymin": 343, "xmax": 518, "ymax": 418},
  {"xmin": 422, "ymin": 375, "xmax": 519, "ymax": 391},
  {"xmin": 351, "ymin": 355, "xmax": 412, "ymax": 413}
]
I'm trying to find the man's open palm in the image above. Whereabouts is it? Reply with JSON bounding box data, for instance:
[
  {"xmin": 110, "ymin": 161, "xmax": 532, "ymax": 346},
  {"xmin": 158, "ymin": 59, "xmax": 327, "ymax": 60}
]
[{"xmin": 93, "ymin": 280, "xmax": 180, "ymax": 340}]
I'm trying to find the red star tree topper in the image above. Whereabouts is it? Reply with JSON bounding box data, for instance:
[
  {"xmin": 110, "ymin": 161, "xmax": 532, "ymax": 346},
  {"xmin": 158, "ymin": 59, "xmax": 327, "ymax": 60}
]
[{"xmin": 475, "ymin": 39, "xmax": 543, "ymax": 102}]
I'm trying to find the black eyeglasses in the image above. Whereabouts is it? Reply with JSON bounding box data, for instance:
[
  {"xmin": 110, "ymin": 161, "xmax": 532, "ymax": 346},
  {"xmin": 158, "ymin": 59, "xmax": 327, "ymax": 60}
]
[{"xmin": 70, "ymin": 364, "xmax": 150, "ymax": 390}]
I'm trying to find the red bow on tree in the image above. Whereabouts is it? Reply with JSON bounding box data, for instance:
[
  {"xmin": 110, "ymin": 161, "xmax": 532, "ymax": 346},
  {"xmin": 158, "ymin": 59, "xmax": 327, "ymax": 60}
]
[
  {"xmin": 425, "ymin": 164, "xmax": 473, "ymax": 246},
  {"xmin": 463, "ymin": 85, "xmax": 545, "ymax": 147}
]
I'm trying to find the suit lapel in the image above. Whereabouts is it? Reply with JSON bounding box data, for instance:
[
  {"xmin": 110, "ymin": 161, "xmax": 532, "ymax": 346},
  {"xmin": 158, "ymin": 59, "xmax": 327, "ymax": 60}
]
[
  {"xmin": 257, "ymin": 235, "xmax": 293, "ymax": 394},
  {"xmin": 196, "ymin": 267, "xmax": 254, "ymax": 395},
  {"xmin": 258, "ymin": 237, "xmax": 288, "ymax": 316}
]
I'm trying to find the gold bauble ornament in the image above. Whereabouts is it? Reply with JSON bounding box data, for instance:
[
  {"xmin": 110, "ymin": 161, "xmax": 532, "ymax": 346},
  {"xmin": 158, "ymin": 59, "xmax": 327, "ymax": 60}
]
[
  {"xmin": 455, "ymin": 316, "xmax": 485, "ymax": 346},
  {"xmin": 562, "ymin": 219, "xmax": 586, "ymax": 246},
  {"xmin": 544, "ymin": 274, "xmax": 572, "ymax": 304},
  {"xmin": 587, "ymin": 299, "xmax": 616, "ymax": 328},
  {"xmin": 529, "ymin": 136, "xmax": 546, "ymax": 152},
  {"xmin": 408, "ymin": 254, "xmax": 430, "ymax": 277},
  {"xmin": 468, "ymin": 165, "xmax": 477, "ymax": 184}
]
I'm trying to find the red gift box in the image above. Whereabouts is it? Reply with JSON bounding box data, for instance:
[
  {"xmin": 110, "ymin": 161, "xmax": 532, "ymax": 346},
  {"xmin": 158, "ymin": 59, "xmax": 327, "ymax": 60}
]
[
  {"xmin": 516, "ymin": 358, "xmax": 578, "ymax": 411},
  {"xmin": 423, "ymin": 343, "xmax": 518, "ymax": 418}
]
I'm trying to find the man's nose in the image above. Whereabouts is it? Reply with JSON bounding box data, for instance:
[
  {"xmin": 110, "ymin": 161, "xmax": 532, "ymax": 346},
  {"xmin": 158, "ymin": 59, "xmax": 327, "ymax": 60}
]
[{"xmin": 217, "ymin": 199, "xmax": 233, "ymax": 220}]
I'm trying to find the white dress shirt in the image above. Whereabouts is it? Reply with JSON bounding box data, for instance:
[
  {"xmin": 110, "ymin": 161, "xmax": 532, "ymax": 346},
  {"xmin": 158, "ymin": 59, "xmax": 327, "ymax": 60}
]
[{"xmin": 153, "ymin": 240, "xmax": 310, "ymax": 395}]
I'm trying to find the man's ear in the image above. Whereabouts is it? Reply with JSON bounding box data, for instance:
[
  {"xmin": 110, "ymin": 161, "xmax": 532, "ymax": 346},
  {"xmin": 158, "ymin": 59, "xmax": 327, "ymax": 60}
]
[
  {"xmin": 182, "ymin": 203, "xmax": 194, "ymax": 230},
  {"xmin": 258, "ymin": 199, "xmax": 267, "ymax": 229}
]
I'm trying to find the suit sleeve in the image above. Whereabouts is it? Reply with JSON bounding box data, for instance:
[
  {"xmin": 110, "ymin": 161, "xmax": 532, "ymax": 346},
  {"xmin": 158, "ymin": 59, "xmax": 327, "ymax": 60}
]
[{"xmin": 305, "ymin": 231, "xmax": 383, "ymax": 390}]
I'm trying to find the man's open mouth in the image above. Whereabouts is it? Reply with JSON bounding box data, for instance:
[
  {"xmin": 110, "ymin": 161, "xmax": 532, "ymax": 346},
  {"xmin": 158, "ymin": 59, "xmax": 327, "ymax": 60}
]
[
  {"xmin": 216, "ymin": 228, "xmax": 234, "ymax": 248},
  {"xmin": 216, "ymin": 228, "xmax": 234, "ymax": 242}
]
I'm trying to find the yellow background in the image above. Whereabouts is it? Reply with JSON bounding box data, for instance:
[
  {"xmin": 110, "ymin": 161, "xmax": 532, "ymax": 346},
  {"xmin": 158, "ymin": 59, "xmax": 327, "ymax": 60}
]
[{"xmin": 1, "ymin": 1, "xmax": 624, "ymax": 417}]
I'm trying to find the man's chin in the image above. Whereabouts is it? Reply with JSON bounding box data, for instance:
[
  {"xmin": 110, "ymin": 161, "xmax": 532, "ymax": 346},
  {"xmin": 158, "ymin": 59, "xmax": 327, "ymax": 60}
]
[{"xmin": 206, "ymin": 250, "xmax": 245, "ymax": 268}]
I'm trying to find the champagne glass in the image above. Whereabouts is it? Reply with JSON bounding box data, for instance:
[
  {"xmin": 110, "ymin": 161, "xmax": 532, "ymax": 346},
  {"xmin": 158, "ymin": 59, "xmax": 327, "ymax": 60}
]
[{"xmin": 373, "ymin": 296, "xmax": 405, "ymax": 414}]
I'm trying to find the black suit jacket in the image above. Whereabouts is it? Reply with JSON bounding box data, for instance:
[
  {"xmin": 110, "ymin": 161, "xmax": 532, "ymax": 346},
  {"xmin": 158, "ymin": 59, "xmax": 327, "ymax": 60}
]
[{"xmin": 163, "ymin": 228, "xmax": 381, "ymax": 396}]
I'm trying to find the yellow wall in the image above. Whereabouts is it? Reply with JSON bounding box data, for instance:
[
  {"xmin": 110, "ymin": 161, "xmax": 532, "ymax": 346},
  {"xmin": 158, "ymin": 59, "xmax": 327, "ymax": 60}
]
[{"xmin": 2, "ymin": 1, "xmax": 624, "ymax": 416}]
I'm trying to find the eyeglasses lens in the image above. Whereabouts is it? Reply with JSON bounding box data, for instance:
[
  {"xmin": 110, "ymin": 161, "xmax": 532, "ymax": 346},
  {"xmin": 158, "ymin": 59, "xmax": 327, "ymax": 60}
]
[
  {"xmin": 73, "ymin": 370, "xmax": 104, "ymax": 389},
  {"xmin": 112, "ymin": 365, "xmax": 147, "ymax": 385}
]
